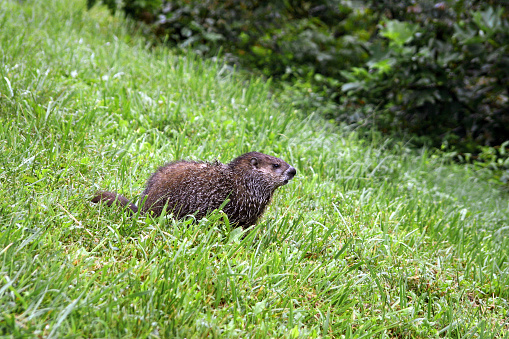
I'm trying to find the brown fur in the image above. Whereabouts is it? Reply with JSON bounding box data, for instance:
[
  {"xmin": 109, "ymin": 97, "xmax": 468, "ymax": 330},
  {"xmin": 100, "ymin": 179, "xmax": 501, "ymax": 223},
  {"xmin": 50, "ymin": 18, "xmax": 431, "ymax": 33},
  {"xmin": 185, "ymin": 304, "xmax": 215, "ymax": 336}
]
[{"xmin": 92, "ymin": 152, "xmax": 296, "ymax": 227}]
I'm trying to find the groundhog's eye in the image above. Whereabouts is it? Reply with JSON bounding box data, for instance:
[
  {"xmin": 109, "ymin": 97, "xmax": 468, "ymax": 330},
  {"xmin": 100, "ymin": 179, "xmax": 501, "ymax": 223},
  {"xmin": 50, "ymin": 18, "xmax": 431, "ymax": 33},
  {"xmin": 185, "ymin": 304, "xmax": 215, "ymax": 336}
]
[{"xmin": 272, "ymin": 164, "xmax": 280, "ymax": 169}]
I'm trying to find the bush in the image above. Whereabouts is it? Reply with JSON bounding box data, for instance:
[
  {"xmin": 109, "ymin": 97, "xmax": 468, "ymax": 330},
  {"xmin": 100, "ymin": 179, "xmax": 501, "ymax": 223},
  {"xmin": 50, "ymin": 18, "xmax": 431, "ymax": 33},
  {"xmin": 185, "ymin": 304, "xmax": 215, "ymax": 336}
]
[
  {"xmin": 340, "ymin": 1, "xmax": 509, "ymax": 151},
  {"xmin": 86, "ymin": 0, "xmax": 372, "ymax": 82},
  {"xmin": 87, "ymin": 0, "xmax": 508, "ymax": 156}
]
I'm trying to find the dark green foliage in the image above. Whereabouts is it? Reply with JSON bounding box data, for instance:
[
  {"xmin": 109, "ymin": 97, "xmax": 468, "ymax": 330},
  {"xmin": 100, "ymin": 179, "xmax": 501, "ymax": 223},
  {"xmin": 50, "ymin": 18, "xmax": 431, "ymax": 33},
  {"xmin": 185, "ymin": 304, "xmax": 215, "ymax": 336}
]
[
  {"xmin": 341, "ymin": 0, "xmax": 509, "ymax": 152},
  {"xmin": 86, "ymin": 0, "xmax": 371, "ymax": 81},
  {"xmin": 87, "ymin": 0, "xmax": 508, "ymax": 159}
]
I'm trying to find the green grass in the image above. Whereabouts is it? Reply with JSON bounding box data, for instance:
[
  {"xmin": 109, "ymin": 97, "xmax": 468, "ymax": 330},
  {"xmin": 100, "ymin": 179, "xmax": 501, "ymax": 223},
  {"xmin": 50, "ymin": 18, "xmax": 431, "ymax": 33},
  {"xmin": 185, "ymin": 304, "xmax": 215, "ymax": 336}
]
[{"xmin": 1, "ymin": 0, "xmax": 509, "ymax": 337}]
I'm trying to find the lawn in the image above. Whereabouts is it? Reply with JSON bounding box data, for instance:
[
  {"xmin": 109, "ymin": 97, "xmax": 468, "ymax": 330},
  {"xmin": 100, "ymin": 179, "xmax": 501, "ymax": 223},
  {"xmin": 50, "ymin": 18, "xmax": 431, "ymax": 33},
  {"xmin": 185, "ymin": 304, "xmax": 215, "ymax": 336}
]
[{"xmin": 1, "ymin": 0, "xmax": 508, "ymax": 337}]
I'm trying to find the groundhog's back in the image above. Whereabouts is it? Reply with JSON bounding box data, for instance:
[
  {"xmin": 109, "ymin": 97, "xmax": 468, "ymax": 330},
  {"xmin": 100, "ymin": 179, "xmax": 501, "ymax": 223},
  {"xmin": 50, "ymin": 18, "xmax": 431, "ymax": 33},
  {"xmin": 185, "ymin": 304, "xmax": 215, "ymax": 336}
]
[{"xmin": 140, "ymin": 161, "xmax": 233, "ymax": 218}]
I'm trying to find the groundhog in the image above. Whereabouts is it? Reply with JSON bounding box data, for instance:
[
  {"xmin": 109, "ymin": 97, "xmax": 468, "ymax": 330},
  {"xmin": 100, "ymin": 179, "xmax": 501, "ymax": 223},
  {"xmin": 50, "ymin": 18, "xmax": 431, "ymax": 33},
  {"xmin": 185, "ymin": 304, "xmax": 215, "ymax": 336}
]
[{"xmin": 92, "ymin": 152, "xmax": 296, "ymax": 228}]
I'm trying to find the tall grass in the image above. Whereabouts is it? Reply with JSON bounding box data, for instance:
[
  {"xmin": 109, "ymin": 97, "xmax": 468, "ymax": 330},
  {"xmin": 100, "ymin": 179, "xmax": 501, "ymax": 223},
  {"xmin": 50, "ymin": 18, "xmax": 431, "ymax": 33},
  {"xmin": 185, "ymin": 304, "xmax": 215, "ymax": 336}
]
[{"xmin": 1, "ymin": 0, "xmax": 508, "ymax": 337}]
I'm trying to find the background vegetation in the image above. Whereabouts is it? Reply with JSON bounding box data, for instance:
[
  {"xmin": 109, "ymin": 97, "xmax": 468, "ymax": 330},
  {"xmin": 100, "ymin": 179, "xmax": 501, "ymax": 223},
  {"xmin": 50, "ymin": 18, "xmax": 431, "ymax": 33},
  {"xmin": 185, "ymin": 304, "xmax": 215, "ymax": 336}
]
[
  {"xmin": 88, "ymin": 0, "xmax": 509, "ymax": 182},
  {"xmin": 1, "ymin": 0, "xmax": 509, "ymax": 337}
]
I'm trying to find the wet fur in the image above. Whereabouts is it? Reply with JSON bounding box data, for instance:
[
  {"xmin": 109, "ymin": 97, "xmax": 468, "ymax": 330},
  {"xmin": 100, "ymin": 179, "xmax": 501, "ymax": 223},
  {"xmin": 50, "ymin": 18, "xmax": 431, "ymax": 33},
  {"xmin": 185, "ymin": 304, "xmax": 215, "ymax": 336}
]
[{"xmin": 92, "ymin": 152, "xmax": 296, "ymax": 228}]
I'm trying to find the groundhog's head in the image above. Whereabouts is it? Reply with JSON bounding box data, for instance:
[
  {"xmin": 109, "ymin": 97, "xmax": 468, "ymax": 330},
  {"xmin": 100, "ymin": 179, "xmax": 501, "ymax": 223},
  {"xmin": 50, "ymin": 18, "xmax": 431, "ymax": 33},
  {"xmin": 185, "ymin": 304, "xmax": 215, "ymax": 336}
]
[{"xmin": 230, "ymin": 152, "xmax": 297, "ymax": 189}]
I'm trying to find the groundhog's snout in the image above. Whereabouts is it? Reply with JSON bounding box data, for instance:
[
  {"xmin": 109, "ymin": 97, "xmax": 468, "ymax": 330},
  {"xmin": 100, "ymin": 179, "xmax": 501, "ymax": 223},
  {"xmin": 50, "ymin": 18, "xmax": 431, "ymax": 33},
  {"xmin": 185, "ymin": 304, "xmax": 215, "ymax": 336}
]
[{"xmin": 283, "ymin": 166, "xmax": 297, "ymax": 184}]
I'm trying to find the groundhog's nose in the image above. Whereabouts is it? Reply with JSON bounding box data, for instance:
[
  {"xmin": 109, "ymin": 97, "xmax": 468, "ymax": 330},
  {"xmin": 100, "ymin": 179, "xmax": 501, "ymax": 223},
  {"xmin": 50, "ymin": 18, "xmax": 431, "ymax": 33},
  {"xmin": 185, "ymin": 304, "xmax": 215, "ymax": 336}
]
[{"xmin": 287, "ymin": 166, "xmax": 297, "ymax": 179}]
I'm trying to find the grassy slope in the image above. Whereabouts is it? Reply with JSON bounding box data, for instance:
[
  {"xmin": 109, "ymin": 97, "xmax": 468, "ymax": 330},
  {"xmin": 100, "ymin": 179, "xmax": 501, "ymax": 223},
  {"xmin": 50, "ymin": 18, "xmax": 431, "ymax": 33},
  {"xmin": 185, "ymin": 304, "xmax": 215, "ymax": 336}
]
[{"xmin": 1, "ymin": 0, "xmax": 508, "ymax": 337}]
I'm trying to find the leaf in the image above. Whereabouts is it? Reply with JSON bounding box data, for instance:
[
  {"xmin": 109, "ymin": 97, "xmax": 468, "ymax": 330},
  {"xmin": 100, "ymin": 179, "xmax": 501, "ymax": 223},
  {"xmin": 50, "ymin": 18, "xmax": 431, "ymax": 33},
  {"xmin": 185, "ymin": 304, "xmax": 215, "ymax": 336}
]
[
  {"xmin": 341, "ymin": 82, "xmax": 363, "ymax": 92},
  {"xmin": 203, "ymin": 32, "xmax": 224, "ymax": 42},
  {"xmin": 380, "ymin": 20, "xmax": 419, "ymax": 47},
  {"xmin": 472, "ymin": 7, "xmax": 503, "ymax": 36},
  {"xmin": 367, "ymin": 58, "xmax": 394, "ymax": 74}
]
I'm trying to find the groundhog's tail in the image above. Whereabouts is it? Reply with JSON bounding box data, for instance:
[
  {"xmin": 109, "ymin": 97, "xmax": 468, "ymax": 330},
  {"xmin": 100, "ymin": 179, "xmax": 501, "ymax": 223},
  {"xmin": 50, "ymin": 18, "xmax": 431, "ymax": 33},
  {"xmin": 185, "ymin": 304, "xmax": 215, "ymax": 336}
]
[{"xmin": 91, "ymin": 191, "xmax": 139, "ymax": 214}]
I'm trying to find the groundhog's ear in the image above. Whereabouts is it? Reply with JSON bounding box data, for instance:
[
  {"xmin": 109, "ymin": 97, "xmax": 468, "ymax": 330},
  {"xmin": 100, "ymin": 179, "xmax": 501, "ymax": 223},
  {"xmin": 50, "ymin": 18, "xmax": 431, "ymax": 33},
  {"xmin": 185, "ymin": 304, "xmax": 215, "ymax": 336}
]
[{"xmin": 250, "ymin": 157, "xmax": 259, "ymax": 168}]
